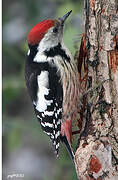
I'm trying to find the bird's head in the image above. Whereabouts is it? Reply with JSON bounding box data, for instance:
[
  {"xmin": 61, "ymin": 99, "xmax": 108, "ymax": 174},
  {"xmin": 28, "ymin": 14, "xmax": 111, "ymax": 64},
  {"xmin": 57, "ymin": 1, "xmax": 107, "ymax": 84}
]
[{"xmin": 28, "ymin": 10, "xmax": 72, "ymax": 48}]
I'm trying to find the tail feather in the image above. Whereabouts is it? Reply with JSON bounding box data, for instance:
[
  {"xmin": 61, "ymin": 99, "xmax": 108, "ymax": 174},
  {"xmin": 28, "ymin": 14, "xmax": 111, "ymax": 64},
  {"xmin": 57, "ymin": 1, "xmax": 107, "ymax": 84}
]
[{"xmin": 60, "ymin": 135, "xmax": 75, "ymax": 162}]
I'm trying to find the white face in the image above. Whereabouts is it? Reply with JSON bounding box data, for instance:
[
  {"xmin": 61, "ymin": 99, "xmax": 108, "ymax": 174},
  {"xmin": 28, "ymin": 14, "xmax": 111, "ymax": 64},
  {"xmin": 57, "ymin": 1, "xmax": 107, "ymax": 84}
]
[{"xmin": 38, "ymin": 22, "xmax": 64, "ymax": 52}]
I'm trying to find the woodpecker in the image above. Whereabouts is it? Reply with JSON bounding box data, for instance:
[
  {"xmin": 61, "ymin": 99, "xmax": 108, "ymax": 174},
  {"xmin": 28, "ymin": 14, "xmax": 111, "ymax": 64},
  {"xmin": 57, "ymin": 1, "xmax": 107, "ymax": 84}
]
[{"xmin": 25, "ymin": 10, "xmax": 80, "ymax": 160}]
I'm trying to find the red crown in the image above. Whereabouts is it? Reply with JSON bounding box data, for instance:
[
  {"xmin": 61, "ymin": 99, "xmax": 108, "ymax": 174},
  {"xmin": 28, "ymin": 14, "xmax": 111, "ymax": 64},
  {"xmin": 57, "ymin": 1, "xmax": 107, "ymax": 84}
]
[{"xmin": 28, "ymin": 20, "xmax": 55, "ymax": 45}]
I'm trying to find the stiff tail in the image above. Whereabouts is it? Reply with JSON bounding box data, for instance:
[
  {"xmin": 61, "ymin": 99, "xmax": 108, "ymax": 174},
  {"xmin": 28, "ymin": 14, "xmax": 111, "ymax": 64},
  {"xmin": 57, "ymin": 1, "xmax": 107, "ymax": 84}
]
[{"xmin": 60, "ymin": 135, "xmax": 75, "ymax": 162}]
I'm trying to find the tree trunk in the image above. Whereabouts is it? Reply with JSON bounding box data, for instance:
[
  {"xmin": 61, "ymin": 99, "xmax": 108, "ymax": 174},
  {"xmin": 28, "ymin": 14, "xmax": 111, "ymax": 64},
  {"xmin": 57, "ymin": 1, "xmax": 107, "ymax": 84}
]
[{"xmin": 74, "ymin": 0, "xmax": 118, "ymax": 179}]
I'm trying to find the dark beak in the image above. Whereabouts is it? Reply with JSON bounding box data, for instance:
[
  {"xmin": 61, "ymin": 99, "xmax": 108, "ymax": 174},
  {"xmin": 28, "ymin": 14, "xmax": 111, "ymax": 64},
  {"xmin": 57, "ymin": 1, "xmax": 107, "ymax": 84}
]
[{"xmin": 59, "ymin": 10, "xmax": 72, "ymax": 24}]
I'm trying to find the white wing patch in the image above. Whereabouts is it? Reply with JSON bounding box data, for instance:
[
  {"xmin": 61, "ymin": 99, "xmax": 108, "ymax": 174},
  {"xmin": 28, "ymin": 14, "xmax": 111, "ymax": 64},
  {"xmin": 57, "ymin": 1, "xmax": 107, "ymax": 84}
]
[
  {"xmin": 27, "ymin": 49, "xmax": 30, "ymax": 56},
  {"xmin": 35, "ymin": 71, "xmax": 53, "ymax": 112}
]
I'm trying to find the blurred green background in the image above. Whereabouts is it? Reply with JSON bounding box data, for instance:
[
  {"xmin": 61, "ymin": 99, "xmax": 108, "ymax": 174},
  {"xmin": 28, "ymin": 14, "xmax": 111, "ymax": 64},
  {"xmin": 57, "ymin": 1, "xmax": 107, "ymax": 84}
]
[{"xmin": 3, "ymin": 0, "xmax": 83, "ymax": 179}]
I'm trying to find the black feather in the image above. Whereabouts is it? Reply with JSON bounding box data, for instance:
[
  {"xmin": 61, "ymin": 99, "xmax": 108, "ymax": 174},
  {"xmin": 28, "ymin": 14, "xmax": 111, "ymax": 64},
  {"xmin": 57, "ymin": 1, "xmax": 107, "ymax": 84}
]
[
  {"xmin": 44, "ymin": 43, "xmax": 70, "ymax": 62},
  {"xmin": 25, "ymin": 47, "xmax": 63, "ymax": 155}
]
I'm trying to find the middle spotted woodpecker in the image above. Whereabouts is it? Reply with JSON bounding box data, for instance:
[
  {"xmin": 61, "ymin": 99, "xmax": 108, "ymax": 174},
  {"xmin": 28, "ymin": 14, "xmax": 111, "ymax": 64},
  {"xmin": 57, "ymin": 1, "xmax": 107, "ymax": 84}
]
[{"xmin": 25, "ymin": 10, "xmax": 80, "ymax": 160}]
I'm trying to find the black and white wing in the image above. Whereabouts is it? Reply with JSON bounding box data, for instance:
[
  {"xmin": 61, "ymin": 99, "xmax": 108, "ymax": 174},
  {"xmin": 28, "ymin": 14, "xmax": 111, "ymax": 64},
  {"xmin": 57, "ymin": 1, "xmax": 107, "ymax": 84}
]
[{"xmin": 25, "ymin": 60, "xmax": 63, "ymax": 156}]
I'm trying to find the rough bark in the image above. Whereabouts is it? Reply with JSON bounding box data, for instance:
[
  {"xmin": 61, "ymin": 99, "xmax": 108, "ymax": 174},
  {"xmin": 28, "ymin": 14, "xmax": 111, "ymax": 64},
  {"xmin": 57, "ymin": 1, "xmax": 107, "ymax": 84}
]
[{"xmin": 74, "ymin": 0, "xmax": 118, "ymax": 179}]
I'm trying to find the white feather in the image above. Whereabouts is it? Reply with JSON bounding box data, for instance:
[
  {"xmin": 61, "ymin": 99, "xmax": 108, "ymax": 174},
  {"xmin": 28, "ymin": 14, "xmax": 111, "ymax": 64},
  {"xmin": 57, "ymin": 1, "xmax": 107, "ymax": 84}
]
[
  {"xmin": 51, "ymin": 134, "xmax": 54, "ymax": 139},
  {"xmin": 35, "ymin": 71, "xmax": 53, "ymax": 112},
  {"xmin": 44, "ymin": 122, "xmax": 53, "ymax": 128},
  {"xmin": 55, "ymin": 131, "xmax": 60, "ymax": 139},
  {"xmin": 27, "ymin": 49, "xmax": 30, "ymax": 55},
  {"xmin": 41, "ymin": 121, "xmax": 53, "ymax": 128},
  {"xmin": 57, "ymin": 108, "xmax": 62, "ymax": 115},
  {"xmin": 37, "ymin": 27, "xmax": 60, "ymax": 52},
  {"xmin": 44, "ymin": 111, "xmax": 54, "ymax": 116},
  {"xmin": 33, "ymin": 53, "xmax": 47, "ymax": 63},
  {"xmin": 57, "ymin": 119, "xmax": 61, "ymax": 125},
  {"xmin": 56, "ymin": 143, "xmax": 59, "ymax": 149}
]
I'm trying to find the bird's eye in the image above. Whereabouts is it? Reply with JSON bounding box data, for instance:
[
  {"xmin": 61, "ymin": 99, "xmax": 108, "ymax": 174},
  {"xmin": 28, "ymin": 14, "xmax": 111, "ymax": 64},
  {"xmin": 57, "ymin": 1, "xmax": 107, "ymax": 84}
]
[{"xmin": 53, "ymin": 27, "xmax": 58, "ymax": 33}]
